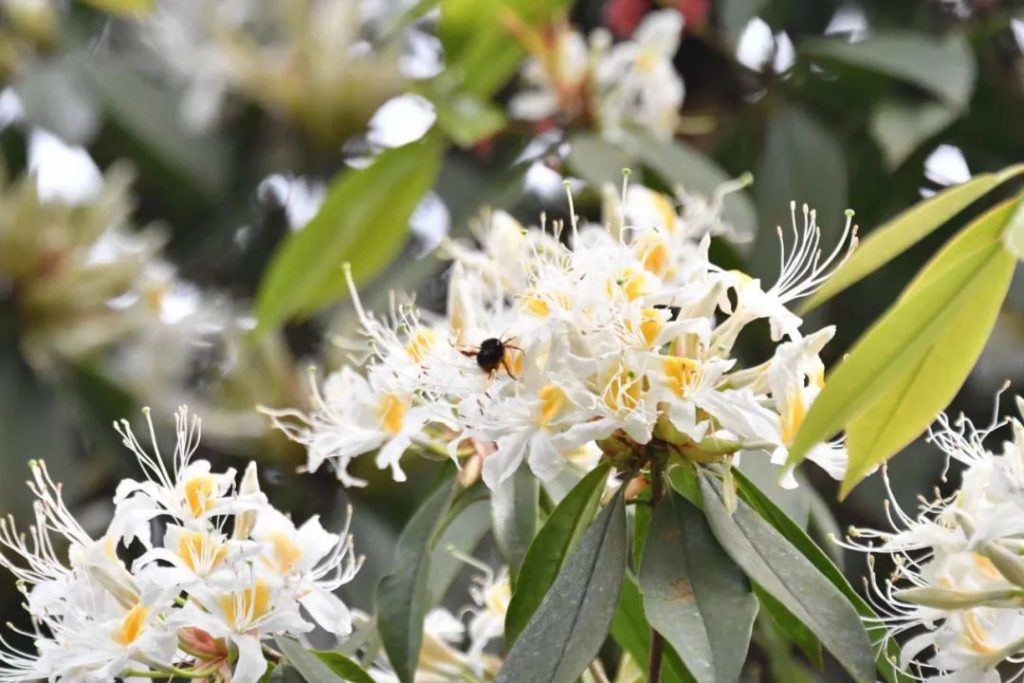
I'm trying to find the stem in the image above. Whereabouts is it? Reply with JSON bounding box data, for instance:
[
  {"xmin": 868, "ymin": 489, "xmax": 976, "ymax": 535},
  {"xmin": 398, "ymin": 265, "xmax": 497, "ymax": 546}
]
[{"xmin": 647, "ymin": 452, "xmax": 667, "ymax": 683}]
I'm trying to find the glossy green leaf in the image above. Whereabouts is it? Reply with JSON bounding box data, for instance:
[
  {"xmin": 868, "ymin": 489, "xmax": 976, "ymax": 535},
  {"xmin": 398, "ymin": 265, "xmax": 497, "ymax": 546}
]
[
  {"xmin": 312, "ymin": 652, "xmax": 376, "ymax": 683},
  {"xmin": 699, "ymin": 476, "xmax": 876, "ymax": 683},
  {"xmin": 732, "ymin": 469, "xmax": 907, "ymax": 683},
  {"xmin": 803, "ymin": 164, "xmax": 1024, "ymax": 311},
  {"xmin": 870, "ymin": 100, "xmax": 957, "ymax": 170},
  {"xmin": 628, "ymin": 130, "xmax": 757, "ymax": 240},
  {"xmin": 640, "ymin": 491, "xmax": 758, "ymax": 683},
  {"xmin": 496, "ymin": 490, "xmax": 627, "ymax": 683},
  {"xmin": 802, "ymin": 32, "xmax": 975, "ymax": 109},
  {"xmin": 491, "ymin": 463, "xmax": 539, "ymax": 582},
  {"xmin": 255, "ymin": 133, "xmax": 443, "ymax": 330},
  {"xmin": 611, "ymin": 575, "xmax": 692, "ymax": 683},
  {"xmin": 274, "ymin": 637, "xmax": 346, "ymax": 683},
  {"xmin": 375, "ymin": 481, "xmax": 455, "ymax": 683},
  {"xmin": 566, "ymin": 133, "xmax": 638, "ymax": 189},
  {"xmin": 505, "ymin": 462, "xmax": 610, "ymax": 643},
  {"xmin": 788, "ymin": 201, "xmax": 1019, "ymax": 496}
]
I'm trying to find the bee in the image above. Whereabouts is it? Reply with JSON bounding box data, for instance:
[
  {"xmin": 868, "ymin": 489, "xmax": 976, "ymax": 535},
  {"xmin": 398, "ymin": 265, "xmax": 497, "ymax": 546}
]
[{"xmin": 460, "ymin": 335, "xmax": 523, "ymax": 378}]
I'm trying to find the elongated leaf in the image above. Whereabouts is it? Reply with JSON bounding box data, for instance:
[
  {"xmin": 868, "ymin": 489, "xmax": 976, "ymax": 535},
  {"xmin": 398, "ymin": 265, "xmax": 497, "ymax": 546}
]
[
  {"xmin": 313, "ymin": 652, "xmax": 375, "ymax": 683},
  {"xmin": 491, "ymin": 463, "xmax": 538, "ymax": 582},
  {"xmin": 802, "ymin": 32, "xmax": 975, "ymax": 109},
  {"xmin": 641, "ymin": 491, "xmax": 758, "ymax": 683},
  {"xmin": 611, "ymin": 575, "xmax": 691, "ymax": 683},
  {"xmin": 275, "ymin": 637, "xmax": 345, "ymax": 683},
  {"xmin": 788, "ymin": 201, "xmax": 1018, "ymax": 494},
  {"xmin": 627, "ymin": 130, "xmax": 757, "ymax": 239},
  {"xmin": 255, "ymin": 133, "xmax": 443, "ymax": 330},
  {"xmin": 754, "ymin": 585, "xmax": 823, "ymax": 669},
  {"xmin": 699, "ymin": 476, "xmax": 876, "ymax": 683},
  {"xmin": 496, "ymin": 490, "xmax": 627, "ymax": 683},
  {"xmin": 375, "ymin": 481, "xmax": 455, "ymax": 683},
  {"xmin": 566, "ymin": 133, "xmax": 639, "ymax": 189},
  {"xmin": 81, "ymin": 0, "xmax": 154, "ymax": 14},
  {"xmin": 870, "ymin": 100, "xmax": 957, "ymax": 170},
  {"xmin": 505, "ymin": 463, "xmax": 610, "ymax": 643},
  {"xmin": 732, "ymin": 469, "xmax": 907, "ymax": 683},
  {"xmin": 428, "ymin": 497, "xmax": 490, "ymax": 603},
  {"xmin": 803, "ymin": 164, "xmax": 1024, "ymax": 311}
]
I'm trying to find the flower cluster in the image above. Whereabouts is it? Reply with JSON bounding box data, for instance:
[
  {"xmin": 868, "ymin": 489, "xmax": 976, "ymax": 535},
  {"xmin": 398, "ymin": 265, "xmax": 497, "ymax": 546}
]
[
  {"xmin": 369, "ymin": 559, "xmax": 510, "ymax": 682},
  {"xmin": 844, "ymin": 397, "xmax": 1024, "ymax": 683},
  {"xmin": 265, "ymin": 178, "xmax": 855, "ymax": 492},
  {"xmin": 0, "ymin": 408, "xmax": 360, "ymax": 683},
  {"xmin": 508, "ymin": 9, "xmax": 685, "ymax": 140}
]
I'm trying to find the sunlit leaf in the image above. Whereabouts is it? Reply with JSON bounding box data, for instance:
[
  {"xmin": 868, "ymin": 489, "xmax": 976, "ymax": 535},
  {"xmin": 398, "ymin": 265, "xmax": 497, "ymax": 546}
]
[
  {"xmin": 496, "ymin": 490, "xmax": 627, "ymax": 683},
  {"xmin": 505, "ymin": 463, "xmax": 610, "ymax": 643},
  {"xmin": 79, "ymin": 0, "xmax": 154, "ymax": 15},
  {"xmin": 313, "ymin": 651, "xmax": 376, "ymax": 683},
  {"xmin": 788, "ymin": 200, "xmax": 1019, "ymax": 496},
  {"xmin": 802, "ymin": 32, "xmax": 975, "ymax": 109},
  {"xmin": 375, "ymin": 481, "xmax": 455, "ymax": 683},
  {"xmin": 699, "ymin": 476, "xmax": 876, "ymax": 683},
  {"xmin": 255, "ymin": 132, "xmax": 443, "ymax": 331},
  {"xmin": 640, "ymin": 491, "xmax": 758, "ymax": 683},
  {"xmin": 803, "ymin": 164, "xmax": 1024, "ymax": 311}
]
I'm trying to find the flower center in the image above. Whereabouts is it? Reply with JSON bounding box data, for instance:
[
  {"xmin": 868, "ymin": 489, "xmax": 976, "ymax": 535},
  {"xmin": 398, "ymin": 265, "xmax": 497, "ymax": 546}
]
[
  {"xmin": 779, "ymin": 388, "xmax": 807, "ymax": 446},
  {"xmin": 604, "ymin": 369, "xmax": 642, "ymax": 413},
  {"xmin": 662, "ymin": 356, "xmax": 698, "ymax": 397},
  {"xmin": 266, "ymin": 531, "xmax": 302, "ymax": 574},
  {"xmin": 183, "ymin": 474, "xmax": 216, "ymax": 518},
  {"xmin": 405, "ymin": 328, "xmax": 438, "ymax": 363},
  {"xmin": 178, "ymin": 530, "xmax": 227, "ymax": 574},
  {"xmin": 538, "ymin": 384, "xmax": 568, "ymax": 428},
  {"xmin": 115, "ymin": 604, "xmax": 149, "ymax": 645},
  {"xmin": 219, "ymin": 581, "xmax": 271, "ymax": 630},
  {"xmin": 378, "ymin": 394, "xmax": 407, "ymax": 436}
]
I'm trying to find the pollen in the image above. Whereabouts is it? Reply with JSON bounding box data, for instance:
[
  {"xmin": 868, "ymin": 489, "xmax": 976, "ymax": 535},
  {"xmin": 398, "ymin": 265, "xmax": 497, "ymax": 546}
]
[
  {"xmin": 183, "ymin": 474, "xmax": 217, "ymax": 518},
  {"xmin": 378, "ymin": 394, "xmax": 407, "ymax": 436},
  {"xmin": 662, "ymin": 356, "xmax": 698, "ymax": 397},
  {"xmin": 538, "ymin": 384, "xmax": 568, "ymax": 428},
  {"xmin": 115, "ymin": 604, "xmax": 149, "ymax": 645},
  {"xmin": 629, "ymin": 307, "xmax": 664, "ymax": 348},
  {"xmin": 524, "ymin": 295, "xmax": 550, "ymax": 317}
]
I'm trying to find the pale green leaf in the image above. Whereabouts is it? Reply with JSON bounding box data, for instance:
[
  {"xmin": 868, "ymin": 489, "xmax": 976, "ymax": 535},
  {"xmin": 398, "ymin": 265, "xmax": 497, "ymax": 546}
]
[
  {"xmin": 802, "ymin": 32, "xmax": 975, "ymax": 109},
  {"xmin": 79, "ymin": 0, "xmax": 153, "ymax": 15},
  {"xmin": 433, "ymin": 92, "xmax": 506, "ymax": 147},
  {"xmin": 505, "ymin": 463, "xmax": 610, "ymax": 643},
  {"xmin": 870, "ymin": 100, "xmax": 957, "ymax": 170},
  {"xmin": 496, "ymin": 490, "xmax": 627, "ymax": 683},
  {"xmin": 274, "ymin": 638, "xmax": 346, "ymax": 683},
  {"xmin": 255, "ymin": 133, "xmax": 443, "ymax": 330},
  {"xmin": 566, "ymin": 133, "xmax": 639, "ymax": 190},
  {"xmin": 802, "ymin": 164, "xmax": 1024, "ymax": 311},
  {"xmin": 312, "ymin": 652, "xmax": 375, "ymax": 683},
  {"xmin": 491, "ymin": 463, "xmax": 538, "ymax": 582},
  {"xmin": 699, "ymin": 476, "xmax": 876, "ymax": 683},
  {"xmin": 640, "ymin": 491, "xmax": 758, "ymax": 683}
]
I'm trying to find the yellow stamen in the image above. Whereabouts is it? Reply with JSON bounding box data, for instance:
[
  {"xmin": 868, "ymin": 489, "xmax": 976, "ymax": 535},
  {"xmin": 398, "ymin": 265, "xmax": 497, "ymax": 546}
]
[
  {"xmin": 524, "ymin": 296, "xmax": 550, "ymax": 317},
  {"xmin": 378, "ymin": 394, "xmax": 407, "ymax": 436},
  {"xmin": 183, "ymin": 474, "xmax": 216, "ymax": 518},
  {"xmin": 604, "ymin": 369, "xmax": 642, "ymax": 413},
  {"xmin": 115, "ymin": 604, "xmax": 149, "ymax": 645},
  {"xmin": 607, "ymin": 267, "xmax": 649, "ymax": 301},
  {"xmin": 662, "ymin": 356, "xmax": 699, "ymax": 397},
  {"xmin": 219, "ymin": 581, "xmax": 271, "ymax": 630},
  {"xmin": 177, "ymin": 530, "xmax": 227, "ymax": 574}
]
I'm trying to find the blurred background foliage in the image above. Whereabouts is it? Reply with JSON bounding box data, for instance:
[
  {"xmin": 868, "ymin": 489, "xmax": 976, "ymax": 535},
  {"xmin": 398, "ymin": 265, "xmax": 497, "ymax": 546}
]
[{"xmin": 1, "ymin": 0, "xmax": 1024, "ymax": 678}]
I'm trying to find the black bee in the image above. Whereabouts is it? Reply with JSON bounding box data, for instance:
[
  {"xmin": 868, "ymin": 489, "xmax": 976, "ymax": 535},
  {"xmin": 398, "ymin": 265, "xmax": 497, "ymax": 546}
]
[{"xmin": 461, "ymin": 336, "xmax": 522, "ymax": 377}]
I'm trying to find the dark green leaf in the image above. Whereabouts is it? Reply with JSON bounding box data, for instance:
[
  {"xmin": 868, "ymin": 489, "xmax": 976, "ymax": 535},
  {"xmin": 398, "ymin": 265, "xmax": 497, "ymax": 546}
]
[
  {"xmin": 491, "ymin": 463, "xmax": 538, "ymax": 582},
  {"xmin": 611, "ymin": 575, "xmax": 692, "ymax": 683},
  {"xmin": 312, "ymin": 651, "xmax": 376, "ymax": 683},
  {"xmin": 496, "ymin": 490, "xmax": 627, "ymax": 683},
  {"xmin": 274, "ymin": 637, "xmax": 346, "ymax": 683},
  {"xmin": 505, "ymin": 462, "xmax": 610, "ymax": 643},
  {"xmin": 699, "ymin": 476, "xmax": 875, "ymax": 683},
  {"xmin": 802, "ymin": 32, "xmax": 975, "ymax": 109},
  {"xmin": 255, "ymin": 133, "xmax": 444, "ymax": 330},
  {"xmin": 754, "ymin": 585, "xmax": 823, "ymax": 670},
  {"xmin": 375, "ymin": 481, "xmax": 455, "ymax": 683},
  {"xmin": 870, "ymin": 99, "xmax": 956, "ymax": 170},
  {"xmin": 640, "ymin": 491, "xmax": 758, "ymax": 683}
]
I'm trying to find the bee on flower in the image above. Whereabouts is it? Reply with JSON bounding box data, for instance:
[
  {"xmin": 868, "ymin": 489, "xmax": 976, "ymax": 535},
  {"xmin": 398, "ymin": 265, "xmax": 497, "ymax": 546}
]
[
  {"xmin": 842, "ymin": 396, "xmax": 1024, "ymax": 683},
  {"xmin": 0, "ymin": 407, "xmax": 362, "ymax": 683},
  {"xmin": 264, "ymin": 172, "xmax": 857, "ymax": 495}
]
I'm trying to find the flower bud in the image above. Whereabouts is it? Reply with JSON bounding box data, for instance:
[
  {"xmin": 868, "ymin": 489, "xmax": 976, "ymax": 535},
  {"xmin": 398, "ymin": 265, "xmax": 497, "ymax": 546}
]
[
  {"xmin": 981, "ymin": 542, "xmax": 1024, "ymax": 589},
  {"xmin": 894, "ymin": 586, "xmax": 1024, "ymax": 610},
  {"xmin": 232, "ymin": 462, "xmax": 261, "ymax": 540}
]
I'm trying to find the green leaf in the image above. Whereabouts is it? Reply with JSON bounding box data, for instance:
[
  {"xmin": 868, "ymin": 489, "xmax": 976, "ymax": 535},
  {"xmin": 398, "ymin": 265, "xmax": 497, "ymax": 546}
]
[
  {"xmin": 274, "ymin": 637, "xmax": 346, "ymax": 683},
  {"xmin": 496, "ymin": 489, "xmax": 627, "ymax": 683},
  {"xmin": 432, "ymin": 91, "xmax": 507, "ymax": 147},
  {"xmin": 787, "ymin": 200, "xmax": 1019, "ymax": 495},
  {"xmin": 802, "ymin": 32, "xmax": 976, "ymax": 109},
  {"xmin": 753, "ymin": 105, "xmax": 846, "ymax": 277},
  {"xmin": 312, "ymin": 652, "xmax": 376, "ymax": 683},
  {"xmin": 698, "ymin": 476, "xmax": 876, "ymax": 683},
  {"xmin": 611, "ymin": 575, "xmax": 692, "ymax": 683},
  {"xmin": 491, "ymin": 463, "xmax": 539, "ymax": 582},
  {"xmin": 79, "ymin": 0, "xmax": 154, "ymax": 15},
  {"xmin": 870, "ymin": 99, "xmax": 957, "ymax": 170},
  {"xmin": 732, "ymin": 469, "xmax": 908, "ymax": 683},
  {"xmin": 640, "ymin": 491, "xmax": 758, "ymax": 683},
  {"xmin": 802, "ymin": 164, "xmax": 1024, "ymax": 311},
  {"xmin": 428, "ymin": 496, "xmax": 490, "ymax": 603},
  {"xmin": 439, "ymin": 0, "xmax": 572, "ymax": 98},
  {"xmin": 627, "ymin": 130, "xmax": 757, "ymax": 240},
  {"xmin": 505, "ymin": 462, "xmax": 610, "ymax": 643},
  {"xmin": 754, "ymin": 586, "xmax": 823, "ymax": 670},
  {"xmin": 566, "ymin": 133, "xmax": 639, "ymax": 189},
  {"xmin": 375, "ymin": 481, "xmax": 455, "ymax": 683},
  {"xmin": 255, "ymin": 133, "xmax": 444, "ymax": 330}
]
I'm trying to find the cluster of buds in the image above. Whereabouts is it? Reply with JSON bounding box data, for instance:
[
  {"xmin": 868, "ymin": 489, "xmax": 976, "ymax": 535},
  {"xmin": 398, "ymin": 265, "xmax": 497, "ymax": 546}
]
[
  {"xmin": 265, "ymin": 177, "xmax": 856, "ymax": 493},
  {"xmin": 0, "ymin": 407, "xmax": 361, "ymax": 683},
  {"xmin": 844, "ymin": 397, "xmax": 1024, "ymax": 682},
  {"xmin": 507, "ymin": 9, "xmax": 685, "ymax": 140}
]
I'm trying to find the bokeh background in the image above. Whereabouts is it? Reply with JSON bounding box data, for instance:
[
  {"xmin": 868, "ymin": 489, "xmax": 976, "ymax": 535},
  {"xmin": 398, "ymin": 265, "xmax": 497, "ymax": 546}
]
[{"xmin": 1, "ymin": 0, "xmax": 1023, "ymax": 678}]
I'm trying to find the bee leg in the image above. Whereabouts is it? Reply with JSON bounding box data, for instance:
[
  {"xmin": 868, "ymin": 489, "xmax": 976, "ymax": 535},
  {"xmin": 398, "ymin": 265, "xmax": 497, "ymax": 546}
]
[{"xmin": 502, "ymin": 358, "xmax": 517, "ymax": 380}]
